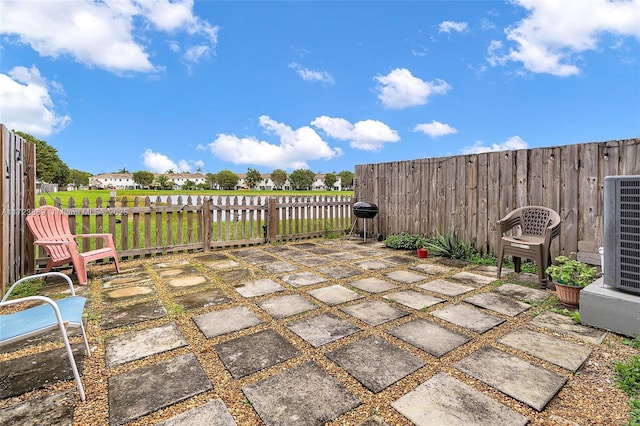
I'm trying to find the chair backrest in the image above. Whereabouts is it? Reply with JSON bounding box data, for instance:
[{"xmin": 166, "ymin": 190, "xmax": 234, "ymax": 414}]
[
  {"xmin": 26, "ymin": 206, "xmax": 77, "ymax": 260},
  {"xmin": 520, "ymin": 207, "xmax": 557, "ymax": 236}
]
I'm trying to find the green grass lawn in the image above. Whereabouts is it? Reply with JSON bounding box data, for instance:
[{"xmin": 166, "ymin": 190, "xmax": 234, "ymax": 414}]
[{"xmin": 37, "ymin": 189, "xmax": 354, "ymax": 208}]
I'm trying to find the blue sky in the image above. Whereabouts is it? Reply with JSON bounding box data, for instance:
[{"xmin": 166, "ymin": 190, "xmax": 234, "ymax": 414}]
[{"xmin": 1, "ymin": 1, "xmax": 639, "ymax": 176}]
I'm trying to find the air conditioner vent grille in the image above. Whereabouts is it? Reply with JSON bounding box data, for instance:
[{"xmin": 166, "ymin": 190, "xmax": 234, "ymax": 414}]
[{"xmin": 604, "ymin": 175, "xmax": 640, "ymax": 294}]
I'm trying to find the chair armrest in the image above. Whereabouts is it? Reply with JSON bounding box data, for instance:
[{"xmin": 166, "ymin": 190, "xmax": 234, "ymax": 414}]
[
  {"xmin": 1, "ymin": 272, "xmax": 76, "ymax": 302},
  {"xmin": 497, "ymin": 214, "xmax": 521, "ymax": 235},
  {"xmin": 75, "ymin": 233, "xmax": 114, "ymax": 239}
]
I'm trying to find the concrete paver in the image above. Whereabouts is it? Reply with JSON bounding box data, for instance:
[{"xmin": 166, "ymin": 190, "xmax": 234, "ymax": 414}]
[
  {"xmin": 174, "ymin": 288, "xmax": 232, "ymax": 310},
  {"xmin": 326, "ymin": 335, "xmax": 425, "ymax": 393},
  {"xmin": 101, "ymin": 299, "xmax": 167, "ymax": 330},
  {"xmin": 464, "ymin": 292, "xmax": 530, "ymax": 316},
  {"xmin": 392, "ymin": 372, "xmax": 528, "ymax": 426},
  {"xmin": 214, "ymin": 330, "xmax": 300, "ymax": 379},
  {"xmin": 450, "ymin": 271, "xmax": 497, "ymax": 287},
  {"xmin": 493, "ymin": 282, "xmax": 550, "ymax": 303},
  {"xmin": 385, "ymin": 270, "xmax": 428, "ymax": 284},
  {"xmin": 257, "ymin": 294, "xmax": 319, "ymax": 318},
  {"xmin": 242, "ymin": 361, "xmax": 360, "ymax": 426},
  {"xmin": 419, "ymin": 279, "xmax": 474, "ymax": 297},
  {"xmin": 156, "ymin": 399, "xmax": 236, "ymax": 426},
  {"xmin": 280, "ymin": 271, "xmax": 327, "ymax": 287},
  {"xmin": 234, "ymin": 278, "xmax": 285, "ymax": 298},
  {"xmin": 455, "ymin": 346, "xmax": 567, "ymax": 411},
  {"xmin": 108, "ymin": 353, "xmax": 212, "ymax": 426},
  {"xmin": 432, "ymin": 304, "xmax": 505, "ymax": 334},
  {"xmin": 498, "ymin": 328, "xmax": 593, "ymax": 371},
  {"xmin": 286, "ymin": 313, "xmax": 361, "ymax": 347},
  {"xmin": 307, "ymin": 284, "xmax": 363, "ymax": 305},
  {"xmin": 0, "ymin": 345, "xmax": 85, "ymax": 399},
  {"xmin": 383, "ymin": 290, "xmax": 444, "ymax": 310},
  {"xmin": 530, "ymin": 311, "xmax": 607, "ymax": 344},
  {"xmin": 411, "ymin": 263, "xmax": 454, "ymax": 275},
  {"xmin": 318, "ymin": 265, "xmax": 360, "ymax": 279},
  {"xmin": 340, "ymin": 300, "xmax": 408, "ymax": 326},
  {"xmin": 348, "ymin": 277, "xmax": 398, "ymax": 293},
  {"xmin": 0, "ymin": 390, "xmax": 75, "ymax": 425},
  {"xmin": 388, "ymin": 318, "xmax": 470, "ymax": 358},
  {"xmin": 192, "ymin": 306, "xmax": 262, "ymax": 338},
  {"xmin": 105, "ymin": 322, "xmax": 188, "ymax": 368},
  {"xmin": 354, "ymin": 259, "xmax": 394, "ymax": 270}
]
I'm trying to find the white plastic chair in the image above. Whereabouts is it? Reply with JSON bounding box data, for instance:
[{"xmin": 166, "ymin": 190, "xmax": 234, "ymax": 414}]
[{"xmin": 0, "ymin": 272, "xmax": 91, "ymax": 400}]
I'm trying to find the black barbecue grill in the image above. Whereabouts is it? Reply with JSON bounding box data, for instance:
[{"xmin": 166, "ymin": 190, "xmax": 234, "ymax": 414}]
[
  {"xmin": 351, "ymin": 201, "xmax": 379, "ymax": 241},
  {"xmin": 353, "ymin": 201, "xmax": 379, "ymax": 219}
]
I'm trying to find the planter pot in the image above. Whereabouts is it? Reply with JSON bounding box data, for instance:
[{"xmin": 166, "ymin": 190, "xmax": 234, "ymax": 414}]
[
  {"xmin": 417, "ymin": 247, "xmax": 428, "ymax": 258},
  {"xmin": 554, "ymin": 281, "xmax": 582, "ymax": 308}
]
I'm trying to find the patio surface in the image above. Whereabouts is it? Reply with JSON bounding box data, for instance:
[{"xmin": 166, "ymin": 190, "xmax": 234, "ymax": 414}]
[{"xmin": 0, "ymin": 239, "xmax": 616, "ymax": 425}]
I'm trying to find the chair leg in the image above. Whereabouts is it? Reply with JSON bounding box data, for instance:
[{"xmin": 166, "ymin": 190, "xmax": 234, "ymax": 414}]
[
  {"xmin": 112, "ymin": 255, "xmax": 121, "ymax": 274},
  {"xmin": 513, "ymin": 257, "xmax": 521, "ymax": 273},
  {"xmin": 57, "ymin": 322, "xmax": 86, "ymax": 401},
  {"xmin": 75, "ymin": 262, "xmax": 88, "ymax": 285},
  {"xmin": 80, "ymin": 321, "xmax": 91, "ymax": 356}
]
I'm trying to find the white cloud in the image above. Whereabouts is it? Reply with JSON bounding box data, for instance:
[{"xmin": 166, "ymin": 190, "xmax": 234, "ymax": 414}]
[
  {"xmin": 374, "ymin": 68, "xmax": 451, "ymax": 109},
  {"xmin": 461, "ymin": 136, "xmax": 528, "ymax": 154},
  {"xmin": 439, "ymin": 21, "xmax": 468, "ymax": 33},
  {"xmin": 312, "ymin": 116, "xmax": 400, "ymax": 152},
  {"xmin": 413, "ymin": 121, "xmax": 457, "ymax": 138},
  {"xmin": 0, "ymin": 0, "xmax": 218, "ymax": 74},
  {"xmin": 142, "ymin": 149, "xmax": 198, "ymax": 173},
  {"xmin": 289, "ymin": 63, "xmax": 334, "ymax": 83},
  {"xmin": 489, "ymin": 0, "xmax": 640, "ymax": 76},
  {"xmin": 0, "ymin": 66, "xmax": 70, "ymax": 136},
  {"xmin": 206, "ymin": 116, "xmax": 341, "ymax": 170}
]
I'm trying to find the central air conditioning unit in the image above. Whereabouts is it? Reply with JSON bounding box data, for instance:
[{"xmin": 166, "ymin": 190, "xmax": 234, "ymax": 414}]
[{"xmin": 604, "ymin": 175, "xmax": 640, "ymax": 294}]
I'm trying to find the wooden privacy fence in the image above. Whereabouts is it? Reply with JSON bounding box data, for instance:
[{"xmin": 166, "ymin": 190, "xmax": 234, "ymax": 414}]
[
  {"xmin": 1, "ymin": 125, "xmax": 36, "ymax": 295},
  {"xmin": 31, "ymin": 194, "xmax": 354, "ymax": 266},
  {"xmin": 354, "ymin": 138, "xmax": 640, "ymax": 263}
]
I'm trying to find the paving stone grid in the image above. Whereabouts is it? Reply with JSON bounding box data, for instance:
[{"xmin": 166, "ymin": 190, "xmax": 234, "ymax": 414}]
[{"xmin": 0, "ymin": 240, "xmax": 607, "ymax": 426}]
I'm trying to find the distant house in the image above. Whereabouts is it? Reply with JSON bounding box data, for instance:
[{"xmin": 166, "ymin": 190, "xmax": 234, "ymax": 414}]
[
  {"xmin": 236, "ymin": 173, "xmax": 341, "ymax": 191},
  {"xmin": 90, "ymin": 173, "xmax": 207, "ymax": 190}
]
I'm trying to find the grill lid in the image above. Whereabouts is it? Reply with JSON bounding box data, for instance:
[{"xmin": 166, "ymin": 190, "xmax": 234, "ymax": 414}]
[{"xmin": 353, "ymin": 201, "xmax": 379, "ymax": 218}]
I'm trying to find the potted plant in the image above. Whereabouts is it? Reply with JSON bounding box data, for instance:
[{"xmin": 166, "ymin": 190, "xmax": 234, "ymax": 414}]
[
  {"xmin": 417, "ymin": 238, "xmax": 429, "ymax": 258},
  {"xmin": 545, "ymin": 256, "xmax": 597, "ymax": 308}
]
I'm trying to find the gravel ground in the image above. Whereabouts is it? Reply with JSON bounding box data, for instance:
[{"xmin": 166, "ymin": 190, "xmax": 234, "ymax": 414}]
[{"xmin": 1, "ymin": 246, "xmax": 637, "ymax": 426}]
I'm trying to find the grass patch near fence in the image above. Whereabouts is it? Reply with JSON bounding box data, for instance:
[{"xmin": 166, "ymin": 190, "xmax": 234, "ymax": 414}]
[
  {"xmin": 38, "ymin": 189, "xmax": 354, "ymax": 208},
  {"xmin": 613, "ymin": 337, "xmax": 640, "ymax": 426}
]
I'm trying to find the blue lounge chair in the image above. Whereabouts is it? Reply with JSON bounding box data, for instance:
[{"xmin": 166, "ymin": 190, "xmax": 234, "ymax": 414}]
[{"xmin": 0, "ymin": 272, "xmax": 91, "ymax": 400}]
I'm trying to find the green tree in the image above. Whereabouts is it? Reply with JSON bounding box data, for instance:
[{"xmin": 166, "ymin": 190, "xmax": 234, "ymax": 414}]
[
  {"xmin": 245, "ymin": 167, "xmax": 262, "ymax": 189},
  {"xmin": 16, "ymin": 131, "xmax": 71, "ymax": 185},
  {"xmin": 216, "ymin": 170, "xmax": 239, "ymax": 190},
  {"xmin": 156, "ymin": 174, "xmax": 174, "ymax": 190},
  {"xmin": 166, "ymin": 169, "xmax": 175, "ymax": 174},
  {"xmin": 271, "ymin": 169, "xmax": 287, "ymax": 189},
  {"xmin": 69, "ymin": 169, "xmax": 91, "ymax": 187},
  {"xmin": 324, "ymin": 172, "xmax": 337, "ymax": 190},
  {"xmin": 289, "ymin": 169, "xmax": 315, "ymax": 190},
  {"xmin": 338, "ymin": 170, "xmax": 354, "ymax": 190},
  {"xmin": 196, "ymin": 182, "xmax": 209, "ymax": 190},
  {"xmin": 206, "ymin": 172, "xmax": 217, "ymax": 189},
  {"xmin": 182, "ymin": 180, "xmax": 196, "ymax": 190},
  {"xmin": 115, "ymin": 167, "xmax": 129, "ymax": 173},
  {"xmin": 132, "ymin": 170, "xmax": 154, "ymax": 188}
]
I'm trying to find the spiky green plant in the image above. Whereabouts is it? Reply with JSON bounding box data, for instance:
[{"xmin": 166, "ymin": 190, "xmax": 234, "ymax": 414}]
[{"xmin": 423, "ymin": 227, "xmax": 477, "ymax": 259}]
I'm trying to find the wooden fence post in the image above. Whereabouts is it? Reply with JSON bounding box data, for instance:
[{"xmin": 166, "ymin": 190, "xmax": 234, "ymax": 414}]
[
  {"xmin": 267, "ymin": 197, "xmax": 278, "ymax": 243},
  {"xmin": 202, "ymin": 197, "xmax": 212, "ymax": 251}
]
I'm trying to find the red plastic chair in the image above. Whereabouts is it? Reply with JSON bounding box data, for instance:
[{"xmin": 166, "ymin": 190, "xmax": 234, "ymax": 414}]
[{"xmin": 26, "ymin": 206, "xmax": 120, "ymax": 285}]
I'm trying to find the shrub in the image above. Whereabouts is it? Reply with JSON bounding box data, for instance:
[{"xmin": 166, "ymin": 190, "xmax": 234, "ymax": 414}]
[
  {"xmin": 384, "ymin": 232, "xmax": 423, "ymax": 250},
  {"xmin": 423, "ymin": 227, "xmax": 477, "ymax": 259}
]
